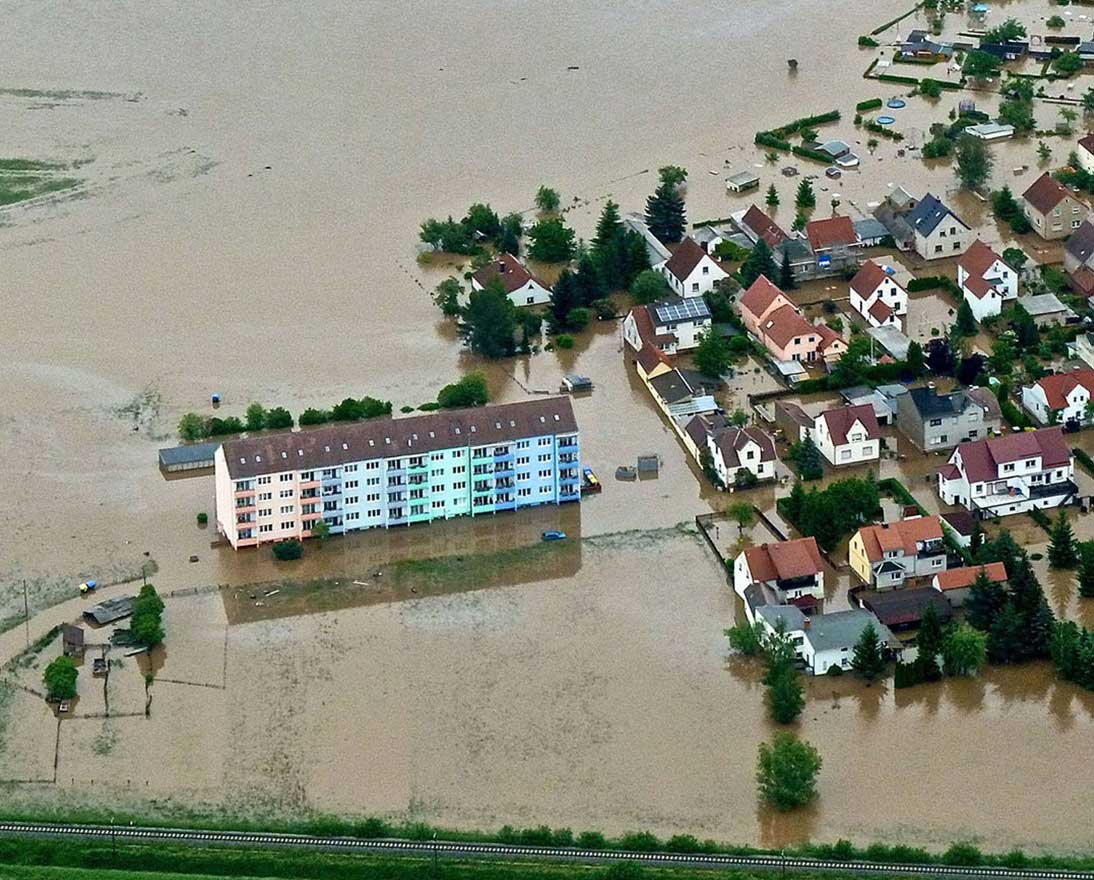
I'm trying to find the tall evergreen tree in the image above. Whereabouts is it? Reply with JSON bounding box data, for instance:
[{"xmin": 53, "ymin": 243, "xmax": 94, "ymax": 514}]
[
  {"xmin": 548, "ymin": 270, "xmax": 583, "ymax": 328},
  {"xmin": 625, "ymin": 230, "xmax": 651, "ymax": 286},
  {"xmin": 591, "ymin": 201, "xmax": 628, "ymax": 289},
  {"xmin": 1079, "ymin": 541, "xmax": 1094, "ymax": 598},
  {"xmin": 644, "ymin": 181, "xmax": 686, "ymax": 244},
  {"xmin": 795, "ymin": 179, "xmax": 816, "ymax": 211},
  {"xmin": 779, "ymin": 248, "xmax": 796, "ymax": 289},
  {"xmin": 740, "ymin": 239, "xmax": 778, "ymax": 289},
  {"xmin": 954, "ymin": 299, "xmax": 978, "ymax": 337},
  {"xmin": 851, "ymin": 623, "xmax": 885, "ymax": 680},
  {"xmin": 574, "ymin": 251, "xmax": 606, "ymax": 306},
  {"xmin": 988, "ymin": 600, "xmax": 1025, "ymax": 664},
  {"xmin": 461, "ymin": 278, "xmax": 517, "ymax": 359},
  {"xmin": 965, "ymin": 569, "xmax": 1006, "ymax": 632},
  {"xmin": 765, "ymin": 184, "xmax": 780, "ymax": 207},
  {"xmin": 915, "ymin": 604, "xmax": 944, "ymax": 681},
  {"xmin": 1049, "ymin": 511, "xmax": 1078, "ymax": 568},
  {"xmin": 593, "ymin": 200, "xmax": 623, "ymax": 252},
  {"xmin": 969, "ymin": 518, "xmax": 984, "ymax": 559}
]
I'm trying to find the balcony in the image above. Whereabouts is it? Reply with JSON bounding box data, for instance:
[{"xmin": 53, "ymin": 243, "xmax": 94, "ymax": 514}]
[
  {"xmin": 321, "ymin": 486, "xmax": 342, "ymax": 497},
  {"xmin": 234, "ymin": 489, "xmax": 255, "ymax": 500},
  {"xmin": 1029, "ymin": 479, "xmax": 1079, "ymax": 500},
  {"xmin": 299, "ymin": 480, "xmax": 320, "ymax": 491},
  {"xmin": 236, "ymin": 537, "xmax": 258, "ymax": 547},
  {"xmin": 493, "ymin": 464, "xmax": 514, "ymax": 477},
  {"xmin": 558, "ymin": 437, "xmax": 578, "ymax": 448},
  {"xmin": 559, "ymin": 454, "xmax": 578, "ymax": 464},
  {"xmin": 408, "ymin": 474, "xmax": 427, "ymax": 486},
  {"xmin": 302, "ymin": 511, "xmax": 322, "ymax": 521},
  {"xmin": 235, "ymin": 504, "xmax": 257, "ymax": 515}
]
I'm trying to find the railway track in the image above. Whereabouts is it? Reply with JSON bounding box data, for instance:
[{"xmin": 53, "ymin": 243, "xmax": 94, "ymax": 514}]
[{"xmin": 1, "ymin": 822, "xmax": 1091, "ymax": 880}]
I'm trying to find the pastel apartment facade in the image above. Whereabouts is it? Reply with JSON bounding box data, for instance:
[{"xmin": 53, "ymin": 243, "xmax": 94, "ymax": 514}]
[
  {"xmin": 215, "ymin": 398, "xmax": 580, "ymax": 549},
  {"xmin": 937, "ymin": 428, "xmax": 1077, "ymax": 517}
]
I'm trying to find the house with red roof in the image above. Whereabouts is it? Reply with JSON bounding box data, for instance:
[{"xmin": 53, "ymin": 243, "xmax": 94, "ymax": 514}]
[
  {"xmin": 849, "ymin": 260, "xmax": 907, "ymax": 331},
  {"xmin": 656, "ymin": 237, "xmax": 729, "ymax": 298},
  {"xmin": 1021, "ymin": 172, "xmax": 1088, "ymax": 241},
  {"xmin": 813, "ymin": 403, "xmax": 881, "ymax": 467},
  {"xmin": 471, "ymin": 253, "xmax": 552, "ymax": 307},
  {"xmin": 805, "ymin": 215, "xmax": 858, "ymax": 274},
  {"xmin": 1020, "ymin": 368, "xmax": 1094, "ymax": 426},
  {"xmin": 931, "ymin": 562, "xmax": 1008, "ymax": 608},
  {"xmin": 957, "ymin": 239, "xmax": 1017, "ymax": 320},
  {"xmin": 733, "ymin": 536, "xmax": 827, "ymax": 617},
  {"xmin": 737, "ymin": 205, "xmax": 789, "ymax": 249},
  {"xmin": 937, "ymin": 428, "xmax": 1076, "ymax": 516},
  {"xmin": 1078, "ymin": 133, "xmax": 1094, "ymax": 176},
  {"xmin": 738, "ymin": 275, "xmax": 792, "ymax": 336},
  {"xmin": 848, "ymin": 515, "xmax": 947, "ymax": 589}
]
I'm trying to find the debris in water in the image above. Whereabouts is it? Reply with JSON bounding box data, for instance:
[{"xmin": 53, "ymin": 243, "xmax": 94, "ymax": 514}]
[
  {"xmin": 188, "ymin": 555, "xmax": 198, "ymax": 563},
  {"xmin": 264, "ymin": 589, "xmax": 280, "ymax": 597},
  {"xmin": 566, "ymin": 65, "xmax": 580, "ymax": 70}
]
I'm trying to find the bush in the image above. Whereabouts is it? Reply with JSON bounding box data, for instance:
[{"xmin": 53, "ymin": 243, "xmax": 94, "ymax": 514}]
[
  {"xmin": 577, "ymin": 831, "xmax": 607, "ymax": 849},
  {"xmin": 196, "ymin": 512, "xmax": 208, "ymax": 526},
  {"xmin": 567, "ymin": 307, "xmax": 591, "ymax": 330},
  {"xmin": 554, "ymin": 334, "xmax": 575, "ymax": 349},
  {"xmin": 944, "ymin": 843, "xmax": 984, "ymax": 867},
  {"xmin": 437, "ymin": 372, "xmax": 489, "ymax": 409},
  {"xmin": 272, "ymin": 540, "xmax": 304, "ymax": 561},
  {"xmin": 1075, "ymin": 446, "xmax": 1094, "ymax": 477},
  {"xmin": 298, "ymin": 408, "xmax": 331, "ymax": 426},
  {"xmin": 619, "ymin": 831, "xmax": 661, "ymax": 851},
  {"xmin": 726, "ymin": 622, "xmax": 764, "ymax": 656},
  {"xmin": 856, "ymin": 97, "xmax": 883, "ymax": 111},
  {"xmin": 826, "ymin": 664, "xmax": 844, "ymax": 676},
  {"xmin": 858, "ymin": 36, "xmax": 879, "ymax": 48},
  {"xmin": 43, "ymin": 656, "xmax": 78, "ymax": 700}
]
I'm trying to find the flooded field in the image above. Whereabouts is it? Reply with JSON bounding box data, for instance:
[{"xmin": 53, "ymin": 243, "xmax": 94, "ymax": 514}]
[{"xmin": 3, "ymin": 0, "xmax": 1094, "ymax": 856}]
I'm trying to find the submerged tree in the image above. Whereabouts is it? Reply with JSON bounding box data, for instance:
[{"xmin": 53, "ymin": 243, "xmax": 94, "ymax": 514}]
[{"xmin": 756, "ymin": 732, "xmax": 822, "ymax": 811}]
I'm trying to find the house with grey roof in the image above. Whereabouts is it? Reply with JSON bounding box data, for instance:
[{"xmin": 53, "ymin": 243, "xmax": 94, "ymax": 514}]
[
  {"xmin": 907, "ymin": 193, "xmax": 971, "ymax": 260},
  {"xmin": 623, "ymin": 213, "xmax": 671, "ymax": 266},
  {"xmin": 896, "ymin": 385, "xmax": 1002, "ymax": 452},
  {"xmin": 755, "ymin": 606, "xmax": 900, "ymax": 674}
]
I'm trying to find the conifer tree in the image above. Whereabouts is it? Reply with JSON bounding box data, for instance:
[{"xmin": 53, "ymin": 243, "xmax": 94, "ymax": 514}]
[
  {"xmin": 644, "ymin": 181, "xmax": 686, "ymax": 243},
  {"xmin": 1079, "ymin": 541, "xmax": 1094, "ymax": 599},
  {"xmin": 1049, "ymin": 510, "xmax": 1078, "ymax": 569},
  {"xmin": 851, "ymin": 623, "xmax": 885, "ymax": 680}
]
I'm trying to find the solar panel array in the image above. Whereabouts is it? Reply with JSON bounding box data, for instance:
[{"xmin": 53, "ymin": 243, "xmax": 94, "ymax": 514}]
[{"xmin": 653, "ymin": 298, "xmax": 710, "ymax": 323}]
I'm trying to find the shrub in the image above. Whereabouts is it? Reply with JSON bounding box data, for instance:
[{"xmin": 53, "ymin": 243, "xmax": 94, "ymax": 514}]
[
  {"xmin": 554, "ymin": 334, "xmax": 575, "ymax": 349},
  {"xmin": 858, "ymin": 36, "xmax": 879, "ymax": 48},
  {"xmin": 856, "ymin": 97, "xmax": 883, "ymax": 111},
  {"xmin": 726, "ymin": 622, "xmax": 764, "ymax": 656},
  {"xmin": 43, "ymin": 656, "xmax": 78, "ymax": 700},
  {"xmin": 437, "ymin": 372, "xmax": 489, "ymax": 409},
  {"xmin": 577, "ymin": 831, "xmax": 607, "ymax": 849},
  {"xmin": 567, "ymin": 307, "xmax": 591, "ymax": 330},
  {"xmin": 272, "ymin": 540, "xmax": 304, "ymax": 561},
  {"xmin": 620, "ymin": 831, "xmax": 661, "ymax": 852},
  {"xmin": 826, "ymin": 664, "xmax": 845, "ymax": 676},
  {"xmin": 944, "ymin": 843, "xmax": 983, "ymax": 866},
  {"xmin": 195, "ymin": 512, "xmax": 208, "ymax": 526}
]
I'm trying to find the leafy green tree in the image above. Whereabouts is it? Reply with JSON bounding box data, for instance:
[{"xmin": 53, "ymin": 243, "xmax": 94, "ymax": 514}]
[
  {"xmin": 956, "ymin": 135, "xmax": 993, "ymax": 191},
  {"xmin": 498, "ymin": 213, "xmax": 522, "ymax": 255},
  {"xmin": 272, "ymin": 539, "xmax": 304, "ymax": 561},
  {"xmin": 437, "ymin": 372, "xmax": 489, "ymax": 409},
  {"xmin": 527, "ymin": 217, "xmax": 576, "ymax": 263},
  {"xmin": 645, "ymin": 181, "xmax": 686, "ymax": 243},
  {"xmin": 779, "ymin": 248, "xmax": 796, "ymax": 289},
  {"xmin": 310, "ymin": 519, "xmax": 331, "ymax": 543},
  {"xmin": 998, "ymin": 100, "xmax": 1035, "ymax": 133},
  {"xmin": 795, "ymin": 179, "xmax": 816, "ymax": 211},
  {"xmin": 789, "ymin": 436, "xmax": 824, "ymax": 481},
  {"xmin": 962, "ymin": 50, "xmax": 999, "ymax": 80},
  {"xmin": 941, "ymin": 624, "xmax": 988, "ymax": 677},
  {"xmin": 765, "ymin": 184, "xmax": 780, "ymax": 207},
  {"xmin": 550, "ymin": 270, "xmax": 584, "ymax": 329},
  {"xmin": 567, "ymin": 307, "xmax": 591, "ymax": 330},
  {"xmin": 43, "ymin": 656, "xmax": 78, "ymax": 700},
  {"xmin": 244, "ymin": 402, "xmax": 267, "ymax": 432},
  {"xmin": 730, "ymin": 408, "xmax": 749, "ymax": 427},
  {"xmin": 829, "ymin": 335, "xmax": 872, "ymax": 388},
  {"xmin": 535, "ymin": 185, "xmax": 560, "ymax": 213},
  {"xmin": 433, "ymin": 277, "xmax": 463, "ymax": 317},
  {"xmin": 265, "ymin": 407, "xmax": 293, "ymax": 430},
  {"xmin": 419, "ymin": 216, "xmax": 477, "ymax": 254},
  {"xmin": 1054, "ymin": 51, "xmax": 1083, "ymax": 76},
  {"xmin": 1060, "ymin": 107, "xmax": 1079, "ymax": 134},
  {"xmin": 915, "ymin": 603, "xmax": 944, "ymax": 682},
  {"xmin": 629, "ymin": 269, "xmax": 671, "ymax": 305},
  {"xmin": 1084, "ymin": 87, "xmax": 1094, "ymax": 115},
  {"xmin": 984, "ymin": 18, "xmax": 1026, "ymax": 43},
  {"xmin": 990, "ymin": 335, "xmax": 1016, "ymax": 375},
  {"xmin": 726, "ymin": 622, "xmax": 764, "ymax": 656},
  {"xmin": 1079, "ymin": 541, "xmax": 1094, "ymax": 599},
  {"xmin": 919, "ymin": 78, "xmax": 942, "ymax": 99},
  {"xmin": 574, "ymin": 251, "xmax": 605, "ymax": 306},
  {"xmin": 177, "ymin": 412, "xmax": 206, "ymax": 443},
  {"xmin": 739, "ymin": 238, "xmax": 778, "ymax": 289},
  {"xmin": 461, "ymin": 278, "xmax": 517, "ymax": 358},
  {"xmin": 728, "ymin": 500, "xmax": 755, "ymax": 535},
  {"xmin": 766, "ymin": 662, "xmax": 805, "ymax": 724},
  {"xmin": 1002, "ymin": 247, "xmax": 1027, "ymax": 271},
  {"xmin": 756, "ymin": 732, "xmax": 822, "ymax": 811},
  {"xmin": 1049, "ymin": 510, "xmax": 1078, "ymax": 568},
  {"xmin": 1047, "ymin": 14, "xmax": 1066, "ymax": 29},
  {"xmin": 1009, "ymin": 303, "xmax": 1038, "ymax": 350},
  {"xmin": 1037, "ymin": 141, "xmax": 1052, "ymax": 163},
  {"xmin": 851, "ymin": 623, "xmax": 885, "ymax": 680},
  {"xmin": 131, "ymin": 583, "xmax": 165, "ymax": 648},
  {"xmin": 694, "ymin": 331, "xmax": 733, "ymax": 378}
]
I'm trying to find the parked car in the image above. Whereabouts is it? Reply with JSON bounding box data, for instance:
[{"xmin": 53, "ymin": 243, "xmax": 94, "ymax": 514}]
[{"xmin": 541, "ymin": 530, "xmax": 567, "ymax": 542}]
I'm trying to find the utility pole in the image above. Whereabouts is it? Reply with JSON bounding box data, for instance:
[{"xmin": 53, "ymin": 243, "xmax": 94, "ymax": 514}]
[
  {"xmin": 433, "ymin": 831, "xmax": 438, "ymax": 876},
  {"xmin": 23, "ymin": 580, "xmax": 29, "ymax": 648},
  {"xmin": 111, "ymin": 815, "xmax": 116, "ymax": 863}
]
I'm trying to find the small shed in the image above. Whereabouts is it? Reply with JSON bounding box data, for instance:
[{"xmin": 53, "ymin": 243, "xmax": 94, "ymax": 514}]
[
  {"xmin": 855, "ymin": 586, "xmax": 953, "ymax": 631},
  {"xmin": 726, "ymin": 171, "xmax": 760, "ymax": 193},
  {"xmin": 637, "ymin": 454, "xmax": 660, "ymax": 474},
  {"xmin": 965, "ymin": 123, "xmax": 1015, "ymax": 142},
  {"xmin": 62, "ymin": 624, "xmax": 85, "ymax": 658},
  {"xmin": 84, "ymin": 596, "xmax": 135, "ymax": 626},
  {"xmin": 158, "ymin": 441, "xmax": 220, "ymax": 473}
]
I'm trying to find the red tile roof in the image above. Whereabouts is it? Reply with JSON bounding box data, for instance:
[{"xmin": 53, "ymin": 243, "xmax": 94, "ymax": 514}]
[
  {"xmin": 741, "ymin": 205, "xmax": 788, "ymax": 247},
  {"xmin": 819, "ymin": 403, "xmax": 881, "ymax": 445},
  {"xmin": 963, "ymin": 273, "xmax": 999, "ymax": 300},
  {"xmin": 806, "ymin": 215, "xmax": 856, "ymax": 252},
  {"xmin": 662, "ymin": 237, "xmax": 712, "ymax": 282},
  {"xmin": 855, "ymin": 516, "xmax": 943, "ymax": 563},
  {"xmin": 814, "ymin": 321, "xmax": 846, "ymax": 354},
  {"xmin": 850, "ymin": 260, "xmax": 903, "ymax": 298},
  {"xmin": 1080, "ymin": 134, "xmax": 1094, "ymax": 157},
  {"xmin": 952, "ymin": 427, "xmax": 1071, "ymax": 484},
  {"xmin": 934, "ymin": 562, "xmax": 1008, "ymax": 591},
  {"xmin": 759, "ymin": 303, "xmax": 816, "ymax": 348},
  {"xmin": 959, "ymin": 238, "xmax": 1005, "ymax": 279},
  {"xmin": 744, "ymin": 537, "xmax": 825, "ymax": 583},
  {"xmin": 1070, "ymin": 266, "xmax": 1094, "ymax": 298},
  {"xmin": 472, "ymin": 253, "xmax": 543, "ymax": 294},
  {"xmin": 938, "ymin": 463, "xmax": 961, "ymax": 481},
  {"xmin": 739, "ymin": 275, "xmax": 786, "ymax": 321},
  {"xmin": 1022, "ymin": 172, "xmax": 1071, "ymax": 215},
  {"xmin": 1034, "ymin": 369, "xmax": 1094, "ymax": 409},
  {"xmin": 868, "ymin": 298, "xmax": 894, "ymax": 322}
]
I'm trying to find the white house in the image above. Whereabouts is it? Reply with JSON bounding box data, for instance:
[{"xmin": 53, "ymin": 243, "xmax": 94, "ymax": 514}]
[
  {"xmin": 907, "ymin": 192, "xmax": 972, "ymax": 261},
  {"xmin": 708, "ymin": 426, "xmax": 778, "ymax": 487},
  {"xmin": 734, "ymin": 537, "xmax": 826, "ymax": 618},
  {"xmin": 937, "ymin": 428, "xmax": 1077, "ymax": 517},
  {"xmin": 814, "ymin": 404, "xmax": 881, "ymax": 467},
  {"xmin": 470, "ymin": 253, "xmax": 552, "ymax": 306},
  {"xmin": 623, "ymin": 297, "xmax": 712, "ymax": 356},
  {"xmin": 849, "ymin": 260, "xmax": 907, "ymax": 331},
  {"xmin": 755, "ymin": 606, "xmax": 898, "ymax": 675},
  {"xmin": 1078, "ymin": 134, "xmax": 1094, "ymax": 176},
  {"xmin": 957, "ymin": 239, "xmax": 1017, "ymax": 321},
  {"xmin": 657, "ymin": 237, "xmax": 729, "ymax": 298},
  {"xmin": 1020, "ymin": 369, "xmax": 1094, "ymax": 426}
]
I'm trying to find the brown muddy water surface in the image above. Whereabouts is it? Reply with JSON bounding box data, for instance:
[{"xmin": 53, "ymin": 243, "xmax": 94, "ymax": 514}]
[{"xmin": 2, "ymin": 0, "xmax": 1094, "ymax": 855}]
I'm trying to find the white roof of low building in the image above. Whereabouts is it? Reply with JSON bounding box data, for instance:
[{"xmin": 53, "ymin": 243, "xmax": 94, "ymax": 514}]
[
  {"xmin": 867, "ymin": 325, "xmax": 912, "ymax": 360},
  {"xmin": 1022, "ymin": 293, "xmax": 1076, "ymax": 319}
]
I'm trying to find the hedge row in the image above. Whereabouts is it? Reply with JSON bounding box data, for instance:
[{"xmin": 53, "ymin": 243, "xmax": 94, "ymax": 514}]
[
  {"xmin": 878, "ymin": 477, "xmax": 927, "ymax": 516},
  {"xmin": 791, "ymin": 145, "xmax": 835, "ymax": 163},
  {"xmin": 907, "ymin": 276, "xmax": 961, "ymax": 295},
  {"xmin": 1028, "ymin": 506, "xmax": 1053, "ymax": 534},
  {"xmin": 856, "ymin": 97, "xmax": 883, "ymax": 112},
  {"xmin": 755, "ymin": 131, "xmax": 792, "ymax": 151},
  {"xmin": 1074, "ymin": 446, "xmax": 1094, "ymax": 478},
  {"xmin": 876, "ymin": 72, "xmax": 921, "ymax": 85}
]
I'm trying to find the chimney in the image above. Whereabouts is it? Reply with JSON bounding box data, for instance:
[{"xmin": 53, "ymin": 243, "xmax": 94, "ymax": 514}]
[
  {"xmin": 803, "ymin": 617, "xmax": 812, "ymax": 630},
  {"xmin": 498, "ymin": 260, "xmax": 507, "ymax": 272}
]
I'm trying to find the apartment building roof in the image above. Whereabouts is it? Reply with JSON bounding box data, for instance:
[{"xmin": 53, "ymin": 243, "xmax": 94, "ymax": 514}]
[
  {"xmin": 222, "ymin": 397, "xmax": 578, "ymax": 479},
  {"xmin": 854, "ymin": 516, "xmax": 943, "ymax": 563},
  {"xmin": 1032, "ymin": 369, "xmax": 1094, "ymax": 409},
  {"xmin": 819, "ymin": 403, "xmax": 880, "ymax": 444},
  {"xmin": 744, "ymin": 537, "xmax": 825, "ymax": 583},
  {"xmin": 954, "ymin": 427, "xmax": 1070, "ymax": 484}
]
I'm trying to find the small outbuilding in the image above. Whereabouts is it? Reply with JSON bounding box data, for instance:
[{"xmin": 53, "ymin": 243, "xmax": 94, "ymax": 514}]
[
  {"xmin": 158, "ymin": 441, "xmax": 220, "ymax": 473},
  {"xmin": 726, "ymin": 171, "xmax": 760, "ymax": 193},
  {"xmin": 83, "ymin": 596, "xmax": 135, "ymax": 626},
  {"xmin": 855, "ymin": 586, "xmax": 953, "ymax": 631},
  {"xmin": 62, "ymin": 624, "xmax": 85, "ymax": 658}
]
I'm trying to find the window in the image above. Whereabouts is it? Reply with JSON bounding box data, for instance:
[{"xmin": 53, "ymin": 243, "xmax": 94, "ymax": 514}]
[
  {"xmin": 257, "ymin": 476, "xmax": 271, "ymax": 485},
  {"xmin": 346, "ymin": 480, "xmax": 358, "ymax": 489},
  {"xmin": 432, "ymin": 500, "xmax": 444, "ymax": 509},
  {"xmin": 279, "ymin": 473, "xmax": 292, "ymax": 482},
  {"xmin": 538, "ymin": 454, "xmax": 550, "ymax": 462},
  {"xmin": 279, "ymin": 489, "xmax": 294, "ymax": 498},
  {"xmin": 539, "ymin": 438, "xmax": 551, "ymax": 446},
  {"xmin": 516, "ymin": 456, "xmax": 529, "ymax": 465},
  {"xmin": 526, "ymin": 296, "xmax": 534, "ymax": 304},
  {"xmin": 518, "ymin": 488, "xmax": 531, "ymax": 497},
  {"xmin": 258, "ymin": 508, "xmax": 271, "ymax": 517},
  {"xmin": 367, "ymin": 493, "xmax": 380, "ymax": 502},
  {"xmin": 453, "ymin": 481, "xmax": 466, "ymax": 491},
  {"xmin": 344, "ymin": 464, "xmax": 357, "ymax": 473},
  {"xmin": 932, "ymin": 557, "xmax": 943, "ymax": 567},
  {"xmin": 953, "ymin": 241, "xmax": 961, "ymax": 250},
  {"xmin": 517, "ymin": 440, "xmax": 529, "ymax": 449},
  {"xmin": 346, "ymin": 512, "xmax": 359, "ymax": 521},
  {"xmin": 258, "ymin": 492, "xmax": 272, "ymax": 501},
  {"xmin": 968, "ymin": 430, "xmax": 978, "ymax": 438},
  {"xmin": 929, "ymin": 418, "xmax": 942, "ymax": 427},
  {"xmin": 939, "ymin": 435, "xmax": 947, "ymax": 444},
  {"xmin": 841, "ymin": 449, "xmax": 852, "ymax": 461},
  {"xmin": 1003, "ymin": 463, "xmax": 1015, "ymax": 473},
  {"xmin": 453, "ymin": 450, "xmax": 463, "ymax": 458},
  {"xmin": 540, "ymin": 486, "xmax": 551, "ymax": 494},
  {"xmin": 1025, "ymin": 459, "xmax": 1036, "ymax": 467},
  {"xmin": 280, "ymin": 521, "xmax": 294, "ymax": 530},
  {"xmin": 746, "ymin": 450, "xmax": 755, "ymax": 460},
  {"xmin": 368, "ymin": 509, "xmax": 381, "ymax": 518},
  {"xmin": 539, "ymin": 469, "xmax": 552, "ymax": 478},
  {"xmin": 366, "ymin": 461, "xmax": 379, "ymax": 470},
  {"xmin": 280, "ymin": 505, "xmax": 293, "ymax": 514},
  {"xmin": 366, "ymin": 476, "xmax": 380, "ymax": 486},
  {"xmin": 701, "ymin": 265, "xmax": 709, "ymax": 275},
  {"xmin": 934, "ymin": 244, "xmax": 943, "ymax": 254},
  {"xmin": 453, "ymin": 465, "xmax": 466, "ymax": 474},
  {"xmin": 345, "ymin": 496, "xmax": 358, "ymax": 505},
  {"xmin": 259, "ymin": 524, "xmax": 273, "ymax": 533}
]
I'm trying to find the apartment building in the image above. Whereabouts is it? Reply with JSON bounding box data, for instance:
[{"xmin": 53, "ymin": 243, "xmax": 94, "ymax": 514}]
[
  {"xmin": 215, "ymin": 398, "xmax": 580, "ymax": 549},
  {"xmin": 936, "ymin": 428, "xmax": 1076, "ymax": 517}
]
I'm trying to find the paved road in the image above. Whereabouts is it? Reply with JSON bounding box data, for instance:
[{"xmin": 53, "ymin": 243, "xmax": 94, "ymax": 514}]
[{"xmin": 1, "ymin": 822, "xmax": 1092, "ymax": 879}]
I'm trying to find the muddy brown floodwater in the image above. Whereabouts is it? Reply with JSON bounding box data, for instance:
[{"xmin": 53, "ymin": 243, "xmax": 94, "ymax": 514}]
[{"xmin": 2, "ymin": 0, "xmax": 1094, "ymax": 856}]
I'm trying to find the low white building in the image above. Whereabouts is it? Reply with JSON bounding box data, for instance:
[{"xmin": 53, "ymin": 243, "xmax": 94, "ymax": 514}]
[
  {"xmin": 755, "ymin": 606, "xmax": 897, "ymax": 676},
  {"xmin": 849, "ymin": 260, "xmax": 907, "ymax": 331},
  {"xmin": 656, "ymin": 237, "xmax": 729, "ymax": 298},
  {"xmin": 937, "ymin": 428, "xmax": 1077, "ymax": 517},
  {"xmin": 814, "ymin": 404, "xmax": 881, "ymax": 467},
  {"xmin": 1020, "ymin": 369, "xmax": 1094, "ymax": 426},
  {"xmin": 957, "ymin": 239, "xmax": 1017, "ymax": 321},
  {"xmin": 470, "ymin": 253, "xmax": 552, "ymax": 306},
  {"xmin": 708, "ymin": 426, "xmax": 778, "ymax": 487}
]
